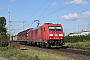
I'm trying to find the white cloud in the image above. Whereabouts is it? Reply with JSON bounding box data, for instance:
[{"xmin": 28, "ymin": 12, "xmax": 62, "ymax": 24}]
[
  {"xmin": 51, "ymin": 2, "xmax": 59, "ymax": 6},
  {"xmin": 61, "ymin": 13, "xmax": 80, "ymax": 21},
  {"xmin": 65, "ymin": 0, "xmax": 88, "ymax": 6},
  {"xmin": 61, "ymin": 11, "xmax": 90, "ymax": 21},
  {"xmin": 11, "ymin": 0, "xmax": 15, "ymax": 2},
  {"xmin": 82, "ymin": 11, "xmax": 90, "ymax": 19}
]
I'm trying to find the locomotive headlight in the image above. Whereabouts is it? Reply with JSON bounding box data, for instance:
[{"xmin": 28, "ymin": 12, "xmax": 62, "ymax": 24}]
[
  {"xmin": 60, "ymin": 38, "xmax": 63, "ymax": 39},
  {"xmin": 49, "ymin": 34, "xmax": 53, "ymax": 36},
  {"xmin": 59, "ymin": 34, "xmax": 63, "ymax": 36}
]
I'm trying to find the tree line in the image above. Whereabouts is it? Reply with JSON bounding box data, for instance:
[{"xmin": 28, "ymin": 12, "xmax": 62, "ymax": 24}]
[{"xmin": 0, "ymin": 17, "xmax": 9, "ymax": 47}]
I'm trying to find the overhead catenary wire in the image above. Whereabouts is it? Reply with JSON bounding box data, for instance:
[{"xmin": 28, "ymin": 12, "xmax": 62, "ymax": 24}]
[
  {"xmin": 38, "ymin": 0, "xmax": 67, "ymax": 19},
  {"xmin": 38, "ymin": 0, "xmax": 54, "ymax": 18},
  {"xmin": 40, "ymin": 0, "xmax": 81, "ymax": 19},
  {"xmin": 29, "ymin": 0, "xmax": 49, "ymax": 19}
]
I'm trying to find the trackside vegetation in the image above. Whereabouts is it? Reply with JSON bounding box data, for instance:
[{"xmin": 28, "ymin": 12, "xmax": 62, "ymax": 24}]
[
  {"xmin": 0, "ymin": 46, "xmax": 73, "ymax": 60},
  {"xmin": 0, "ymin": 32, "xmax": 9, "ymax": 46},
  {"xmin": 65, "ymin": 34, "xmax": 90, "ymax": 43},
  {"xmin": 0, "ymin": 17, "xmax": 9, "ymax": 47},
  {"xmin": 65, "ymin": 35, "xmax": 90, "ymax": 49},
  {"xmin": 0, "ymin": 46, "xmax": 40, "ymax": 60}
]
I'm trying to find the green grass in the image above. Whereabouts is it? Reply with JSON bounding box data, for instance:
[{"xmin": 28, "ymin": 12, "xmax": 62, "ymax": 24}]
[
  {"xmin": 0, "ymin": 46, "xmax": 40, "ymax": 60},
  {"xmin": 0, "ymin": 46, "xmax": 74, "ymax": 60},
  {"xmin": 20, "ymin": 46, "xmax": 73, "ymax": 60},
  {"xmin": 65, "ymin": 41, "xmax": 90, "ymax": 50}
]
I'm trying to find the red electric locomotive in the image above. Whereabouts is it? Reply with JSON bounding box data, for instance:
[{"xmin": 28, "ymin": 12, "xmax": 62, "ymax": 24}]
[{"xmin": 27, "ymin": 23, "xmax": 64, "ymax": 48}]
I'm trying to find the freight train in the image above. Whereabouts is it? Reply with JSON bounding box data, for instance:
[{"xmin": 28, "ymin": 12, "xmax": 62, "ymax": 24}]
[{"xmin": 12, "ymin": 23, "xmax": 64, "ymax": 48}]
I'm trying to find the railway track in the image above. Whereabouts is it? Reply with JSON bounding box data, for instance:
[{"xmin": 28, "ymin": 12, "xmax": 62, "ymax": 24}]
[
  {"xmin": 60, "ymin": 48, "xmax": 90, "ymax": 56},
  {"xmin": 21, "ymin": 45, "xmax": 90, "ymax": 60}
]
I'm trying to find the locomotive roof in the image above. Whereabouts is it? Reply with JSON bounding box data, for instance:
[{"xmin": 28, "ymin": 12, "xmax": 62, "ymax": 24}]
[
  {"xmin": 44, "ymin": 23, "xmax": 61, "ymax": 25},
  {"xmin": 44, "ymin": 23, "xmax": 52, "ymax": 24}
]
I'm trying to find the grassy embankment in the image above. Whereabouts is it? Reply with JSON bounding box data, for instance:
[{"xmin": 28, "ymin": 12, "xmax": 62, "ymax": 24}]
[
  {"xmin": 0, "ymin": 46, "xmax": 73, "ymax": 60},
  {"xmin": 64, "ymin": 35, "xmax": 90, "ymax": 50},
  {"xmin": 65, "ymin": 41, "xmax": 90, "ymax": 50}
]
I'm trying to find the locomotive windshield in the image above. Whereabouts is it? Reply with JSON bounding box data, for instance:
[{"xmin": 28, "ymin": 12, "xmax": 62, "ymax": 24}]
[{"xmin": 49, "ymin": 26, "xmax": 62, "ymax": 31}]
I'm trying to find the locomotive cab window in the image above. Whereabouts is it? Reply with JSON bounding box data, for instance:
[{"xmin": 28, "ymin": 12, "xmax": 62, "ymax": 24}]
[
  {"xmin": 56, "ymin": 26, "xmax": 62, "ymax": 31},
  {"xmin": 49, "ymin": 26, "xmax": 55, "ymax": 31},
  {"xmin": 49, "ymin": 26, "xmax": 62, "ymax": 31}
]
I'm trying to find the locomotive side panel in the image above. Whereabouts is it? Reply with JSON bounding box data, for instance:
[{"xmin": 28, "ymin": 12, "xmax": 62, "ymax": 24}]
[
  {"xmin": 43, "ymin": 24, "xmax": 53, "ymax": 40},
  {"xmin": 30, "ymin": 30, "xmax": 32, "ymax": 40},
  {"xmin": 33, "ymin": 30, "xmax": 35, "ymax": 40},
  {"xmin": 37, "ymin": 27, "xmax": 42, "ymax": 40}
]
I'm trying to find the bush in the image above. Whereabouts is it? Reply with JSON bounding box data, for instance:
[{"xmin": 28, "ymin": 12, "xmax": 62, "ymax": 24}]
[
  {"xmin": 65, "ymin": 34, "xmax": 90, "ymax": 43},
  {"xmin": 0, "ymin": 32, "xmax": 9, "ymax": 47}
]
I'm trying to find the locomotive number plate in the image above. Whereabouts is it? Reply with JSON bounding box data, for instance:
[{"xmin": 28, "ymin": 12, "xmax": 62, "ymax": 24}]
[{"xmin": 54, "ymin": 34, "xmax": 58, "ymax": 36}]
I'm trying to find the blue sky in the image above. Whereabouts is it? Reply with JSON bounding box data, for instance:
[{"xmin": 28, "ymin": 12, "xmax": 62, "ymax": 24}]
[{"xmin": 0, "ymin": 0, "xmax": 90, "ymax": 35}]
